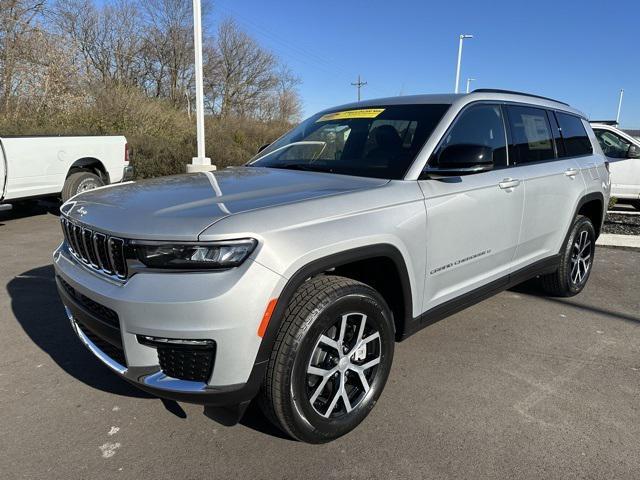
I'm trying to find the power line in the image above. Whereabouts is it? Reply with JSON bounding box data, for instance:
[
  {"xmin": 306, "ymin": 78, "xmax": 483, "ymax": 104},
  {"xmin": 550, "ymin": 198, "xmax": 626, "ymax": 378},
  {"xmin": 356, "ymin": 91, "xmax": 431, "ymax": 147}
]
[{"xmin": 351, "ymin": 74, "xmax": 367, "ymax": 102}]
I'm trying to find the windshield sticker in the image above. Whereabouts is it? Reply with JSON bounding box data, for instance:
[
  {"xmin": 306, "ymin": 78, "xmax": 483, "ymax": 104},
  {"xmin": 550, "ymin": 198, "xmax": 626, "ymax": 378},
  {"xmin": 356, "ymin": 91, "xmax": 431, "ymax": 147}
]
[{"xmin": 316, "ymin": 108, "xmax": 385, "ymax": 122}]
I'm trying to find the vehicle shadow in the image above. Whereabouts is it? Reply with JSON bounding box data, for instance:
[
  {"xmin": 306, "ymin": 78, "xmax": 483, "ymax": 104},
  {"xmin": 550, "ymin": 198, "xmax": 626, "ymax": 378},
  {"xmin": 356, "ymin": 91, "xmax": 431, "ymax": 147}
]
[
  {"xmin": 7, "ymin": 264, "xmax": 152, "ymax": 399},
  {"xmin": 510, "ymin": 280, "xmax": 640, "ymax": 325},
  {"xmin": 0, "ymin": 200, "xmax": 60, "ymax": 225}
]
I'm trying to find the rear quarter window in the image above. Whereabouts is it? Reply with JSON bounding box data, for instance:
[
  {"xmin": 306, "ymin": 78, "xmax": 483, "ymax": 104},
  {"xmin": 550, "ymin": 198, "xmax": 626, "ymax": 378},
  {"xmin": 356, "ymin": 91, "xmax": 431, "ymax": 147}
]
[{"xmin": 556, "ymin": 112, "xmax": 593, "ymax": 157}]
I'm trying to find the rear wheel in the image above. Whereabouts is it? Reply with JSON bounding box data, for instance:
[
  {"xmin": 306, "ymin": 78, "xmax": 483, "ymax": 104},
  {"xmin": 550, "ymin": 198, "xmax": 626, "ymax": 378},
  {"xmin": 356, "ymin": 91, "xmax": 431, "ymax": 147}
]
[
  {"xmin": 540, "ymin": 215, "xmax": 595, "ymax": 297},
  {"xmin": 259, "ymin": 275, "xmax": 395, "ymax": 443},
  {"xmin": 62, "ymin": 171, "xmax": 103, "ymax": 202}
]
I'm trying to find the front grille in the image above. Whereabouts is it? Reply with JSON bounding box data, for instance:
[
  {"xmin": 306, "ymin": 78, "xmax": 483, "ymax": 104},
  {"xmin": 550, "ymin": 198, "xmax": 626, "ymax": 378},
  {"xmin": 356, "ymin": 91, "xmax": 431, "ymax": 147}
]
[
  {"xmin": 60, "ymin": 216, "xmax": 127, "ymax": 279},
  {"xmin": 59, "ymin": 277, "xmax": 119, "ymax": 329},
  {"xmin": 76, "ymin": 321, "xmax": 127, "ymax": 367},
  {"xmin": 157, "ymin": 344, "xmax": 215, "ymax": 382}
]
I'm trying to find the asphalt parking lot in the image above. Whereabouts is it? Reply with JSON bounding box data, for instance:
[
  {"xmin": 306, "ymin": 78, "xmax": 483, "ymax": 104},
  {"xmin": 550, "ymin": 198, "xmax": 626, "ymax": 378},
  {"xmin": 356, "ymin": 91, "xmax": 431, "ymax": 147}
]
[{"xmin": 1, "ymin": 204, "xmax": 639, "ymax": 480}]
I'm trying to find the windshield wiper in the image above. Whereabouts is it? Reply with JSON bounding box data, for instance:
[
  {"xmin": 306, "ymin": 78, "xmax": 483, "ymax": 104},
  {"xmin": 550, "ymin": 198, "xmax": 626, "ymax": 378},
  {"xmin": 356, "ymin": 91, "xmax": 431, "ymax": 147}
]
[{"xmin": 268, "ymin": 163, "xmax": 335, "ymax": 173}]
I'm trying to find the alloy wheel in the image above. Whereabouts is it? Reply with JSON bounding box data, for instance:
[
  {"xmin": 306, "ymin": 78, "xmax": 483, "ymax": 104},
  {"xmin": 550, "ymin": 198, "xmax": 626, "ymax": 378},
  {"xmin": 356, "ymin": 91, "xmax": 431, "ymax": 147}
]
[
  {"xmin": 570, "ymin": 229, "xmax": 592, "ymax": 285},
  {"xmin": 306, "ymin": 312, "xmax": 381, "ymax": 418}
]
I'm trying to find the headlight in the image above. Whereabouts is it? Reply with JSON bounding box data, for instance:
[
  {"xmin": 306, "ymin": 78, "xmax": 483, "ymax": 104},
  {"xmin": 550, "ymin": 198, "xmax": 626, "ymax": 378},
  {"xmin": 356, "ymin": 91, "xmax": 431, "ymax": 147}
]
[{"xmin": 132, "ymin": 239, "xmax": 257, "ymax": 270}]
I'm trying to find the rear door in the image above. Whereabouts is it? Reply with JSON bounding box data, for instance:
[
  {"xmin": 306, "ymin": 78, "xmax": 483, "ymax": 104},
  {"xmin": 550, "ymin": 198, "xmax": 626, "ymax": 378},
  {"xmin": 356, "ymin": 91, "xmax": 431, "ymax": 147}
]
[
  {"xmin": 419, "ymin": 103, "xmax": 524, "ymax": 311},
  {"xmin": 508, "ymin": 106, "xmax": 586, "ymax": 267}
]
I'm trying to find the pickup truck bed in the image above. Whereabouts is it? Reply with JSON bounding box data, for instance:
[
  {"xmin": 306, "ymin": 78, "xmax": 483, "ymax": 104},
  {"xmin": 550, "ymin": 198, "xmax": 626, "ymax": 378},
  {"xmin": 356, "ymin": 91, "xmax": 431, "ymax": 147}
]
[{"xmin": 0, "ymin": 135, "xmax": 130, "ymax": 203}]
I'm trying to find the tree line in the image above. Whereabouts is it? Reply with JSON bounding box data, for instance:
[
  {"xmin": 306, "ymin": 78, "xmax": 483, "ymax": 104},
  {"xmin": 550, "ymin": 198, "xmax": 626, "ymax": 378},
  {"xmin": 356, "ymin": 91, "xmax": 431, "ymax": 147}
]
[{"xmin": 0, "ymin": 0, "xmax": 302, "ymax": 176}]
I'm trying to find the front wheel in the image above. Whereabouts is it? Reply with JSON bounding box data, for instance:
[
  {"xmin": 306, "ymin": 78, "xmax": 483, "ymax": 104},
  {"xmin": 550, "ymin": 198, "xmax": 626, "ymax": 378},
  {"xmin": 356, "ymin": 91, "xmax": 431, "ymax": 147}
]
[
  {"xmin": 259, "ymin": 275, "xmax": 395, "ymax": 443},
  {"xmin": 540, "ymin": 215, "xmax": 596, "ymax": 297}
]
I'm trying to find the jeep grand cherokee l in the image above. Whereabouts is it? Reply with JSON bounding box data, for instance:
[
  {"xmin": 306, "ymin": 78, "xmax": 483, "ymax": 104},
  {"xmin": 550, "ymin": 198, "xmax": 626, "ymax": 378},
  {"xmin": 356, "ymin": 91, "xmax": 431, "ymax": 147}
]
[{"xmin": 54, "ymin": 89, "xmax": 610, "ymax": 443}]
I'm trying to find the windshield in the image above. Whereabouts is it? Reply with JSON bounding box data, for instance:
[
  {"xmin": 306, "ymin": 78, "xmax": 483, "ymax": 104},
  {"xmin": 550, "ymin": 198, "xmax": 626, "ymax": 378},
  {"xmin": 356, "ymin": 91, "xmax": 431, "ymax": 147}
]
[{"xmin": 248, "ymin": 104, "xmax": 450, "ymax": 179}]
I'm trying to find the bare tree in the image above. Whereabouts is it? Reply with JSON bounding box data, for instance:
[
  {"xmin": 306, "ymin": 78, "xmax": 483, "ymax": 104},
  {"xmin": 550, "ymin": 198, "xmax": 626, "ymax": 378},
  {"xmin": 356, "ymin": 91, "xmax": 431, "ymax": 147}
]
[
  {"xmin": 207, "ymin": 19, "xmax": 281, "ymax": 118},
  {"xmin": 139, "ymin": 0, "xmax": 200, "ymax": 104},
  {"xmin": 53, "ymin": 0, "xmax": 144, "ymax": 87},
  {"xmin": 0, "ymin": 0, "xmax": 46, "ymax": 112}
]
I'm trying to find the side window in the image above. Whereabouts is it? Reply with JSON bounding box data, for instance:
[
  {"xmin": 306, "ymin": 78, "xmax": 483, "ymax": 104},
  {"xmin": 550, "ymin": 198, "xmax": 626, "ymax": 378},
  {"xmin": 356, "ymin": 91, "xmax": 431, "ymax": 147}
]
[
  {"xmin": 595, "ymin": 129, "xmax": 631, "ymax": 159},
  {"xmin": 433, "ymin": 104, "xmax": 507, "ymax": 167},
  {"xmin": 556, "ymin": 113, "xmax": 593, "ymax": 157},
  {"xmin": 505, "ymin": 105, "xmax": 555, "ymax": 163}
]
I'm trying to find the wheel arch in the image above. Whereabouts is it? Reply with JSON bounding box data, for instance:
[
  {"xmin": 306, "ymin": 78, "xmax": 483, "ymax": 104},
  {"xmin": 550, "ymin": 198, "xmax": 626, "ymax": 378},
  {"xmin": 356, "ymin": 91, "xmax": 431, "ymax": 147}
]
[
  {"xmin": 255, "ymin": 244, "xmax": 414, "ymax": 364},
  {"xmin": 67, "ymin": 157, "xmax": 110, "ymax": 184},
  {"xmin": 574, "ymin": 192, "xmax": 605, "ymax": 239}
]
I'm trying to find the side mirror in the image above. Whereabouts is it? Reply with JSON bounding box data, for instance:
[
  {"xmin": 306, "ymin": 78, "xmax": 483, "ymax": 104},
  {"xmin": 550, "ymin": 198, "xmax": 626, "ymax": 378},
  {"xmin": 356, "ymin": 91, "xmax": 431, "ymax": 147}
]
[
  {"xmin": 423, "ymin": 144, "xmax": 494, "ymax": 178},
  {"xmin": 257, "ymin": 143, "xmax": 271, "ymax": 154},
  {"xmin": 627, "ymin": 144, "xmax": 640, "ymax": 159}
]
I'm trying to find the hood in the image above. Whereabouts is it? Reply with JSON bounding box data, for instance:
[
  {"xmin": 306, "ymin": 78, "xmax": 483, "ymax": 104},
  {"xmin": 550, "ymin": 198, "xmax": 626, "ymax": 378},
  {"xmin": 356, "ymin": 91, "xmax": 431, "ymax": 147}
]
[{"xmin": 62, "ymin": 167, "xmax": 388, "ymax": 240}]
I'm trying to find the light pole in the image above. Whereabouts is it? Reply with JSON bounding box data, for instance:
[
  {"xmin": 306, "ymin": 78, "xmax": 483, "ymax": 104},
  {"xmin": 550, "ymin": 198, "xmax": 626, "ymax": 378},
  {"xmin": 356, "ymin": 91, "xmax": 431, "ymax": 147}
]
[
  {"xmin": 465, "ymin": 77, "xmax": 475, "ymax": 94},
  {"xmin": 616, "ymin": 89, "xmax": 624, "ymax": 125},
  {"xmin": 454, "ymin": 34, "xmax": 473, "ymax": 94},
  {"xmin": 188, "ymin": 0, "xmax": 214, "ymax": 172}
]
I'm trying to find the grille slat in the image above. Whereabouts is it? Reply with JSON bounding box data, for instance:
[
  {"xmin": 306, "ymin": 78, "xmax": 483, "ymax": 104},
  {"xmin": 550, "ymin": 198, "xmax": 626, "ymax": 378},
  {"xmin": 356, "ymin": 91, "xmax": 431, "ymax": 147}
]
[
  {"xmin": 83, "ymin": 228, "xmax": 100, "ymax": 267},
  {"xmin": 60, "ymin": 217, "xmax": 127, "ymax": 279},
  {"xmin": 108, "ymin": 238, "xmax": 127, "ymax": 278}
]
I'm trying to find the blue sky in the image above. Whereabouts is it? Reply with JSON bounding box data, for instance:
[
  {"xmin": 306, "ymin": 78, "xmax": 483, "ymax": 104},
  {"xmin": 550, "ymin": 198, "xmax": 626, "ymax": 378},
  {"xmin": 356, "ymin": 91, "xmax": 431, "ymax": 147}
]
[{"xmin": 210, "ymin": 0, "xmax": 640, "ymax": 128}]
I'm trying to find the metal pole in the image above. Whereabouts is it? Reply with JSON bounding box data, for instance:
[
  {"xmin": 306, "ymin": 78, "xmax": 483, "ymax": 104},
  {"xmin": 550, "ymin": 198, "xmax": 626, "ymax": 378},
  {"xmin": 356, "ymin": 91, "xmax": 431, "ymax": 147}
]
[
  {"xmin": 191, "ymin": 0, "xmax": 210, "ymax": 166},
  {"xmin": 454, "ymin": 34, "xmax": 473, "ymax": 94},
  {"xmin": 466, "ymin": 78, "xmax": 475, "ymax": 94},
  {"xmin": 616, "ymin": 89, "xmax": 624, "ymax": 125}
]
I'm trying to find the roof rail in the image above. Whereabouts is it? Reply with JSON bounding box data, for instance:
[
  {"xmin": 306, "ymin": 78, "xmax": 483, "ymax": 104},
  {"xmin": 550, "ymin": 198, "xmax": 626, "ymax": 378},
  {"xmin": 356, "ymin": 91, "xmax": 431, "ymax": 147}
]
[{"xmin": 471, "ymin": 89, "xmax": 570, "ymax": 106}]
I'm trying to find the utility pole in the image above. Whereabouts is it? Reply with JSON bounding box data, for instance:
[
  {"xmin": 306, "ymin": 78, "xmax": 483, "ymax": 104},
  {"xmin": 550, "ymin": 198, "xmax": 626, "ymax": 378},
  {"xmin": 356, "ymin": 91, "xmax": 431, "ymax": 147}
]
[
  {"xmin": 616, "ymin": 89, "xmax": 624, "ymax": 125},
  {"xmin": 454, "ymin": 34, "xmax": 473, "ymax": 94},
  {"xmin": 187, "ymin": 0, "xmax": 214, "ymax": 172},
  {"xmin": 351, "ymin": 75, "xmax": 367, "ymax": 102}
]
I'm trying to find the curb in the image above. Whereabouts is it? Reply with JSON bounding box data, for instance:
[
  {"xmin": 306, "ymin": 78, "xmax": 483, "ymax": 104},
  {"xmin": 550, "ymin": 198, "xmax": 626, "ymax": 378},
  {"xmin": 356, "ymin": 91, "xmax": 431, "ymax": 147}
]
[{"xmin": 596, "ymin": 233, "xmax": 640, "ymax": 251}]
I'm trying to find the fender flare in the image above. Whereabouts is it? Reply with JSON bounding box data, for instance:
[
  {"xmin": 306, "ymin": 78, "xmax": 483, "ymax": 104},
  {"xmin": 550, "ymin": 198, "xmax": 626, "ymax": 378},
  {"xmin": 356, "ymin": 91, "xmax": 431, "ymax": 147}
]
[
  {"xmin": 561, "ymin": 191, "xmax": 605, "ymax": 250},
  {"xmin": 254, "ymin": 243, "xmax": 413, "ymax": 365}
]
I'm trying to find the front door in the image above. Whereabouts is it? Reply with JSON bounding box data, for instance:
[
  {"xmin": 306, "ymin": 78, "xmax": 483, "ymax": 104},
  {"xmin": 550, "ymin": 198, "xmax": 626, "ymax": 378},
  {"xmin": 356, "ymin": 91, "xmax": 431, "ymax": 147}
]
[
  {"xmin": 419, "ymin": 103, "xmax": 524, "ymax": 311},
  {"xmin": 594, "ymin": 127, "xmax": 640, "ymax": 199}
]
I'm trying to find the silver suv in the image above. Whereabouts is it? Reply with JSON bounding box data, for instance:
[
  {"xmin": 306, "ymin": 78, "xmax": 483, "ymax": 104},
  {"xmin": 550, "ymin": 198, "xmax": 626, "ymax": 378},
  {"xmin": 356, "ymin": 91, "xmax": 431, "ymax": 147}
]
[{"xmin": 54, "ymin": 90, "xmax": 610, "ymax": 443}]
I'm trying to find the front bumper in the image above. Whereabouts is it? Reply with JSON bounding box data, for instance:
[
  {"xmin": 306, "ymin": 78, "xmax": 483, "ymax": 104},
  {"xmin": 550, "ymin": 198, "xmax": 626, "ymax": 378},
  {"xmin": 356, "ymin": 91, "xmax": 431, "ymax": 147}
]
[{"xmin": 53, "ymin": 243, "xmax": 285, "ymax": 406}]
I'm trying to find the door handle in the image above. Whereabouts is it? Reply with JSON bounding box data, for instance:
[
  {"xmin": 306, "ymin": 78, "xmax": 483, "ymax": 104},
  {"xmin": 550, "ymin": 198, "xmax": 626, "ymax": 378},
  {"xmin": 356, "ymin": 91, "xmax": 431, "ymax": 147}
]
[
  {"xmin": 565, "ymin": 168, "xmax": 579, "ymax": 178},
  {"xmin": 498, "ymin": 178, "xmax": 520, "ymax": 190}
]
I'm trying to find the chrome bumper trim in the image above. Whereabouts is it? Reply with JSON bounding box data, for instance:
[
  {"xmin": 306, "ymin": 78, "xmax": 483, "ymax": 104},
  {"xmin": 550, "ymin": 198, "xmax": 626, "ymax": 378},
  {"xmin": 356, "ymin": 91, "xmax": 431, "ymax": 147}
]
[
  {"xmin": 66, "ymin": 306, "xmax": 210, "ymax": 393},
  {"xmin": 65, "ymin": 306, "xmax": 127, "ymax": 375},
  {"xmin": 143, "ymin": 372, "xmax": 209, "ymax": 393}
]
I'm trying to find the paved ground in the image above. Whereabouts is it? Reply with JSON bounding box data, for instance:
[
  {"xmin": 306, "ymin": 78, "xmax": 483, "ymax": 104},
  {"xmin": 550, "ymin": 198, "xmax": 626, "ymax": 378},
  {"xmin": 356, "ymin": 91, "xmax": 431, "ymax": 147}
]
[{"xmin": 1, "ymin": 203, "xmax": 639, "ymax": 480}]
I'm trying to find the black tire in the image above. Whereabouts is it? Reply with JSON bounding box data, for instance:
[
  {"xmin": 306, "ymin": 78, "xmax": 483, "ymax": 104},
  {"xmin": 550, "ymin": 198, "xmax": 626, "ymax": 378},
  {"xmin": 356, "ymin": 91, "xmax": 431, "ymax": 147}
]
[
  {"xmin": 259, "ymin": 275, "xmax": 395, "ymax": 443},
  {"xmin": 62, "ymin": 171, "xmax": 103, "ymax": 202},
  {"xmin": 540, "ymin": 215, "xmax": 595, "ymax": 297},
  {"xmin": 632, "ymin": 200, "xmax": 640, "ymax": 211}
]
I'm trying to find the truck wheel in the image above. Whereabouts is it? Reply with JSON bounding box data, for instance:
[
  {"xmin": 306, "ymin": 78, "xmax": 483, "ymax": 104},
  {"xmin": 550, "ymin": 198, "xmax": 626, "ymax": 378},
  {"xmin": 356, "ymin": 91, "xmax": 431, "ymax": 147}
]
[
  {"xmin": 62, "ymin": 171, "xmax": 103, "ymax": 202},
  {"xmin": 540, "ymin": 215, "xmax": 595, "ymax": 297},
  {"xmin": 259, "ymin": 275, "xmax": 395, "ymax": 443}
]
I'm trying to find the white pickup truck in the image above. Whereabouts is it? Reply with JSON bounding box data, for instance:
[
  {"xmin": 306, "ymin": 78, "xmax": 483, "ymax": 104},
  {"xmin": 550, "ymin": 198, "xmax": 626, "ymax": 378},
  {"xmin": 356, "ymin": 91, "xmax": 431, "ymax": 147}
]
[{"xmin": 0, "ymin": 135, "xmax": 132, "ymax": 210}]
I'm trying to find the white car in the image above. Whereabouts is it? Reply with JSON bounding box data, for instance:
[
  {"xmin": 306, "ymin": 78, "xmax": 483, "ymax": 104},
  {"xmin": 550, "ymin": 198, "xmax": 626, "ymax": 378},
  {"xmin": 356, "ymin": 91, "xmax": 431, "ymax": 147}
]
[
  {"xmin": 0, "ymin": 135, "xmax": 132, "ymax": 210},
  {"xmin": 590, "ymin": 123, "xmax": 640, "ymax": 209}
]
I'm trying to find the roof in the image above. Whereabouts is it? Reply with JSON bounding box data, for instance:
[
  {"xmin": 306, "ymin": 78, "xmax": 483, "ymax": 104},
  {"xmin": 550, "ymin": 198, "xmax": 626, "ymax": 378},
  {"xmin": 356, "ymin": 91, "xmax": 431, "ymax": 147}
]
[{"xmin": 325, "ymin": 90, "xmax": 585, "ymax": 118}]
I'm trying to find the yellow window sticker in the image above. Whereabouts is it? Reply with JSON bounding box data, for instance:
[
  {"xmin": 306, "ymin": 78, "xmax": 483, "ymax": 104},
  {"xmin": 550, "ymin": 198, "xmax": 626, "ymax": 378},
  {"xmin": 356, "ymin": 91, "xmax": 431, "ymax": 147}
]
[{"xmin": 316, "ymin": 108, "xmax": 385, "ymax": 122}]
